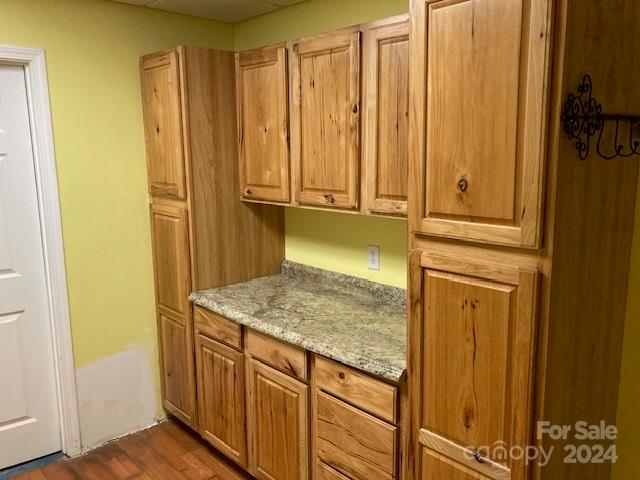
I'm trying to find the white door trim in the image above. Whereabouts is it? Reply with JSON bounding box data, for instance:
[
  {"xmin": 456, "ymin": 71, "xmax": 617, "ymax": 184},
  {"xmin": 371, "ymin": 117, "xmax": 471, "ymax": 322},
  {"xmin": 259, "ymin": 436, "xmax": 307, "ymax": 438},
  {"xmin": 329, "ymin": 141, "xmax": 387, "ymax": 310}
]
[{"xmin": 0, "ymin": 45, "xmax": 81, "ymax": 457}]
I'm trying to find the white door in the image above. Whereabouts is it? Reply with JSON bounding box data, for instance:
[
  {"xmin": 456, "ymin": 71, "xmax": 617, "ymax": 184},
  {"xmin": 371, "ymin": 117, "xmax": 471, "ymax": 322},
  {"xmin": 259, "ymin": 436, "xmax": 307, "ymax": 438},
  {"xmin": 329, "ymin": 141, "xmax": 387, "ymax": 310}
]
[{"xmin": 0, "ymin": 64, "xmax": 61, "ymax": 468}]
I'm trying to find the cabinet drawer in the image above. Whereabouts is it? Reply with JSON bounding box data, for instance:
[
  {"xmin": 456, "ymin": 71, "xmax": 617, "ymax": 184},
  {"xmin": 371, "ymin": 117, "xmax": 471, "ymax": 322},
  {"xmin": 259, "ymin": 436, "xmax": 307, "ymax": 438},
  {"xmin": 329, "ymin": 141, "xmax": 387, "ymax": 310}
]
[
  {"xmin": 315, "ymin": 356, "xmax": 398, "ymax": 424},
  {"xmin": 317, "ymin": 462, "xmax": 351, "ymax": 480},
  {"xmin": 316, "ymin": 392, "xmax": 397, "ymax": 480},
  {"xmin": 193, "ymin": 306, "xmax": 242, "ymax": 350},
  {"xmin": 245, "ymin": 329, "xmax": 307, "ymax": 381}
]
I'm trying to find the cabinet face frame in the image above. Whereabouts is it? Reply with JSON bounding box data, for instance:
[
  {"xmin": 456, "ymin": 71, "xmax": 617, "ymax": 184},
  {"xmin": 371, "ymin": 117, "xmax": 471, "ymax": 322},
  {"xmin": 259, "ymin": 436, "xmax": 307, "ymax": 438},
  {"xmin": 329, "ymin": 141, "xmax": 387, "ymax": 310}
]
[
  {"xmin": 236, "ymin": 44, "xmax": 291, "ymax": 204},
  {"xmin": 407, "ymin": 250, "xmax": 538, "ymax": 480},
  {"xmin": 362, "ymin": 15, "xmax": 410, "ymax": 217},
  {"xmin": 408, "ymin": 0, "xmax": 553, "ymax": 247},
  {"xmin": 290, "ymin": 29, "xmax": 361, "ymax": 210},
  {"xmin": 195, "ymin": 333, "xmax": 247, "ymax": 467},
  {"xmin": 140, "ymin": 49, "xmax": 186, "ymax": 199},
  {"xmin": 246, "ymin": 358, "xmax": 309, "ymax": 480}
]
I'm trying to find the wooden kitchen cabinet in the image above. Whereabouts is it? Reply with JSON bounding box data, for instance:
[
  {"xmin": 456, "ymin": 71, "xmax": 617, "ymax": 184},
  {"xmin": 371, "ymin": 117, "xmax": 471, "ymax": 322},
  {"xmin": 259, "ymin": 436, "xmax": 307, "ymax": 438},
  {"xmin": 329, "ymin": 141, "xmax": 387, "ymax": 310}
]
[
  {"xmin": 246, "ymin": 358, "xmax": 309, "ymax": 480},
  {"xmin": 140, "ymin": 50, "xmax": 186, "ymax": 199},
  {"xmin": 236, "ymin": 44, "xmax": 291, "ymax": 204},
  {"xmin": 140, "ymin": 46, "xmax": 285, "ymax": 430},
  {"xmin": 409, "ymin": 0, "xmax": 551, "ymax": 247},
  {"xmin": 290, "ymin": 29, "xmax": 361, "ymax": 210},
  {"xmin": 149, "ymin": 203, "xmax": 191, "ymax": 319},
  {"xmin": 159, "ymin": 313, "xmax": 196, "ymax": 426},
  {"xmin": 409, "ymin": 251, "xmax": 538, "ymax": 480},
  {"xmin": 195, "ymin": 332, "xmax": 247, "ymax": 468},
  {"xmin": 362, "ymin": 16, "xmax": 409, "ymax": 217}
]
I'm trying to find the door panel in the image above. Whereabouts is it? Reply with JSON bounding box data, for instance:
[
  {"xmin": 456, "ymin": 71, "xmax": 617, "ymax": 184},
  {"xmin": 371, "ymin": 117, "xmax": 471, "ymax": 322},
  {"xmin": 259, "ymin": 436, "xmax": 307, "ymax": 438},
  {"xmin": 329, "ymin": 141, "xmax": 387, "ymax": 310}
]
[
  {"xmin": 292, "ymin": 31, "xmax": 360, "ymax": 209},
  {"xmin": 0, "ymin": 64, "xmax": 61, "ymax": 468},
  {"xmin": 410, "ymin": 0, "xmax": 551, "ymax": 246},
  {"xmin": 140, "ymin": 50, "xmax": 186, "ymax": 199},
  {"xmin": 247, "ymin": 358, "xmax": 308, "ymax": 480},
  {"xmin": 414, "ymin": 252, "xmax": 538, "ymax": 479},
  {"xmin": 150, "ymin": 203, "xmax": 190, "ymax": 319},
  {"xmin": 421, "ymin": 447, "xmax": 494, "ymax": 480},
  {"xmin": 159, "ymin": 313, "xmax": 196, "ymax": 425},
  {"xmin": 363, "ymin": 18, "xmax": 409, "ymax": 216},
  {"xmin": 196, "ymin": 333, "xmax": 247, "ymax": 467},
  {"xmin": 237, "ymin": 45, "xmax": 290, "ymax": 203}
]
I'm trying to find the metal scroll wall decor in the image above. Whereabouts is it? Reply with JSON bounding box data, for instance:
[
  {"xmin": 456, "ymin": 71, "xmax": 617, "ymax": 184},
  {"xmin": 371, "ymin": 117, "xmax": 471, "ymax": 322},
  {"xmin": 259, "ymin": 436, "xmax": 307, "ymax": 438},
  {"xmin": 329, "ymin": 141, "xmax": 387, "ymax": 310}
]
[{"xmin": 561, "ymin": 74, "xmax": 640, "ymax": 160}]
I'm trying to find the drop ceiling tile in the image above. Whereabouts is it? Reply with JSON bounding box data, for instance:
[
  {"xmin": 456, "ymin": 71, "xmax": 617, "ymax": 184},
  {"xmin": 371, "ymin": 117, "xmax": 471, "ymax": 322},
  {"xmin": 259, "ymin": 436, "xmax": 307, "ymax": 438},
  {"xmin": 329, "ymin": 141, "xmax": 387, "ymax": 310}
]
[{"xmin": 147, "ymin": 0, "xmax": 278, "ymax": 23}]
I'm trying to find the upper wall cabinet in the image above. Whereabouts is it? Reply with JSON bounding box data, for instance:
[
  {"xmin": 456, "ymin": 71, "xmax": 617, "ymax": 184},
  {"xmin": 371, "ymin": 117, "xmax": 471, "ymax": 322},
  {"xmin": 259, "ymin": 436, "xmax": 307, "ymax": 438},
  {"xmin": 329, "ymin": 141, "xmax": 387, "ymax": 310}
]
[
  {"xmin": 363, "ymin": 16, "xmax": 409, "ymax": 217},
  {"xmin": 140, "ymin": 50, "xmax": 186, "ymax": 199},
  {"xmin": 291, "ymin": 30, "xmax": 361, "ymax": 210},
  {"xmin": 236, "ymin": 45, "xmax": 291, "ymax": 204},
  {"xmin": 409, "ymin": 0, "xmax": 552, "ymax": 247}
]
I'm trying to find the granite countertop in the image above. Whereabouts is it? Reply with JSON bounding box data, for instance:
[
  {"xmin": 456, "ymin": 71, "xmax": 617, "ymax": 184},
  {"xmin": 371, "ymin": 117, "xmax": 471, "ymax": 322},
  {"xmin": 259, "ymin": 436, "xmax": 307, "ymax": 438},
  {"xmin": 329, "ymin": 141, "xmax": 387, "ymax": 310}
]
[{"xmin": 189, "ymin": 261, "xmax": 407, "ymax": 382}]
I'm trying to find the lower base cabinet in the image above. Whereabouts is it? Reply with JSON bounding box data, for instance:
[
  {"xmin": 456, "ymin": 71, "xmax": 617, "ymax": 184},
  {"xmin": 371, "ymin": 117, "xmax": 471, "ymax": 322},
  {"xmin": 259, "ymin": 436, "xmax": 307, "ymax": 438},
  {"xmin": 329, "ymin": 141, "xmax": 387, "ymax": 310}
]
[
  {"xmin": 195, "ymin": 332, "xmax": 247, "ymax": 468},
  {"xmin": 246, "ymin": 358, "xmax": 309, "ymax": 480},
  {"xmin": 190, "ymin": 307, "xmax": 403, "ymax": 480},
  {"xmin": 159, "ymin": 312, "xmax": 197, "ymax": 427}
]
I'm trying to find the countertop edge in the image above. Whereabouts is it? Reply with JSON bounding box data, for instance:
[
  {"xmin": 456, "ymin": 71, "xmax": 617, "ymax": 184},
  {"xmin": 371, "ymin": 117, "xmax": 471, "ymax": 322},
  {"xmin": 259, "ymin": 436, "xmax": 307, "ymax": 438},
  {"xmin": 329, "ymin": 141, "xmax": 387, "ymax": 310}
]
[{"xmin": 190, "ymin": 294, "xmax": 406, "ymax": 383}]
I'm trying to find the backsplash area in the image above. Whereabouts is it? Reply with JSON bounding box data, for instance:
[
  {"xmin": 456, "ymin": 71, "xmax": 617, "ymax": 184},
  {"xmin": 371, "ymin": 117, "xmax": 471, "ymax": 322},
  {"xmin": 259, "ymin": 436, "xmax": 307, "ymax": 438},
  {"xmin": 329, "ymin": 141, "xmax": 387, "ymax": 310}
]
[{"xmin": 284, "ymin": 207, "xmax": 407, "ymax": 289}]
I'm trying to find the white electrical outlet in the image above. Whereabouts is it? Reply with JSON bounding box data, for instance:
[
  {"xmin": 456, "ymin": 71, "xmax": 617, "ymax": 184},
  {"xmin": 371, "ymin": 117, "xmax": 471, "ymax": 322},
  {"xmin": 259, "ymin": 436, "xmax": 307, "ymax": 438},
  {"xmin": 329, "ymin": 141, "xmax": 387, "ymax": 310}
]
[{"xmin": 367, "ymin": 245, "xmax": 380, "ymax": 270}]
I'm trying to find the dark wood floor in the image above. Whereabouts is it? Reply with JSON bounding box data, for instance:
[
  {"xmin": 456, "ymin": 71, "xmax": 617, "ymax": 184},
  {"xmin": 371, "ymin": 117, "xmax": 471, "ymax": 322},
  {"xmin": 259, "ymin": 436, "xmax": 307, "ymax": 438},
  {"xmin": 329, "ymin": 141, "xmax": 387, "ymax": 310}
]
[{"xmin": 13, "ymin": 420, "xmax": 250, "ymax": 480}]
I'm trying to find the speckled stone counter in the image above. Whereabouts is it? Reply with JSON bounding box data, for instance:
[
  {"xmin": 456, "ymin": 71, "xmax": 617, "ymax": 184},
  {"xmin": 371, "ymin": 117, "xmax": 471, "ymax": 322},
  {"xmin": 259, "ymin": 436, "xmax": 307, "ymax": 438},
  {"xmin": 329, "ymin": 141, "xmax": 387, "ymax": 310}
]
[{"xmin": 189, "ymin": 261, "xmax": 406, "ymax": 382}]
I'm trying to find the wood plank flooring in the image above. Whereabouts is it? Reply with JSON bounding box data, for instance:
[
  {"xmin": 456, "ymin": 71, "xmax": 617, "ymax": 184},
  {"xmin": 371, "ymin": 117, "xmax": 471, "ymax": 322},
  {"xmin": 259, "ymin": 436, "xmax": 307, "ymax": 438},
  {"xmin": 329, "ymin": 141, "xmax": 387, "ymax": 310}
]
[{"xmin": 12, "ymin": 420, "xmax": 251, "ymax": 480}]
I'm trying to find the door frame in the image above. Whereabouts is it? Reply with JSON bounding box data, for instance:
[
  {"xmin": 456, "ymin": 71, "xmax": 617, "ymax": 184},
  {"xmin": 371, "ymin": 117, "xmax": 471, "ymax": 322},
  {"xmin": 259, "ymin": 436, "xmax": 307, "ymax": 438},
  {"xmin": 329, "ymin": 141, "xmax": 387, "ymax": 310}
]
[{"xmin": 0, "ymin": 45, "xmax": 81, "ymax": 457}]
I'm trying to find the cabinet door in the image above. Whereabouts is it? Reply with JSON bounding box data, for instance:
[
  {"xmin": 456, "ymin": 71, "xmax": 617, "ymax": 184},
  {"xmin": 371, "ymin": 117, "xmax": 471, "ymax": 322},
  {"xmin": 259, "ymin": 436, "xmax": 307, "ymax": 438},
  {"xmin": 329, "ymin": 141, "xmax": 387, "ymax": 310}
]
[
  {"xmin": 411, "ymin": 252, "xmax": 538, "ymax": 480},
  {"xmin": 236, "ymin": 45, "xmax": 290, "ymax": 204},
  {"xmin": 149, "ymin": 203, "xmax": 191, "ymax": 319},
  {"xmin": 159, "ymin": 313, "xmax": 196, "ymax": 426},
  {"xmin": 247, "ymin": 358, "xmax": 308, "ymax": 480},
  {"xmin": 363, "ymin": 16, "xmax": 409, "ymax": 217},
  {"xmin": 195, "ymin": 333, "xmax": 247, "ymax": 467},
  {"xmin": 140, "ymin": 50, "xmax": 186, "ymax": 199},
  {"xmin": 409, "ymin": 0, "xmax": 551, "ymax": 246},
  {"xmin": 291, "ymin": 31, "xmax": 361, "ymax": 210}
]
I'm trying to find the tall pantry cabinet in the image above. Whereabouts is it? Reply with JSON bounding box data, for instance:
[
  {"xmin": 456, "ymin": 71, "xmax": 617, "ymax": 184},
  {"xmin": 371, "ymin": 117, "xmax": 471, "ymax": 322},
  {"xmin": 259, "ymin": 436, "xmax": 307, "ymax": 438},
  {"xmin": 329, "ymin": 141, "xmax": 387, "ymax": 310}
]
[
  {"xmin": 406, "ymin": 0, "xmax": 640, "ymax": 479},
  {"xmin": 140, "ymin": 46, "xmax": 285, "ymax": 428}
]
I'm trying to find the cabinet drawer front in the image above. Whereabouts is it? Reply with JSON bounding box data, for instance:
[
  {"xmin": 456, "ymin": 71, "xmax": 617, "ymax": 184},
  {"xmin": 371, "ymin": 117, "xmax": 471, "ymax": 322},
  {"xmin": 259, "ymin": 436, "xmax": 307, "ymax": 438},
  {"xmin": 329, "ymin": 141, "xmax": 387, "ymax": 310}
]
[
  {"xmin": 410, "ymin": 0, "xmax": 551, "ymax": 246},
  {"xmin": 315, "ymin": 356, "xmax": 398, "ymax": 424},
  {"xmin": 140, "ymin": 50, "xmax": 186, "ymax": 199},
  {"xmin": 195, "ymin": 334, "xmax": 247, "ymax": 467},
  {"xmin": 150, "ymin": 203, "xmax": 191, "ymax": 319},
  {"xmin": 236, "ymin": 45, "xmax": 290, "ymax": 204},
  {"xmin": 194, "ymin": 306, "xmax": 242, "ymax": 350},
  {"xmin": 317, "ymin": 462, "xmax": 351, "ymax": 480},
  {"xmin": 316, "ymin": 392, "xmax": 397, "ymax": 480},
  {"xmin": 246, "ymin": 329, "xmax": 307, "ymax": 381}
]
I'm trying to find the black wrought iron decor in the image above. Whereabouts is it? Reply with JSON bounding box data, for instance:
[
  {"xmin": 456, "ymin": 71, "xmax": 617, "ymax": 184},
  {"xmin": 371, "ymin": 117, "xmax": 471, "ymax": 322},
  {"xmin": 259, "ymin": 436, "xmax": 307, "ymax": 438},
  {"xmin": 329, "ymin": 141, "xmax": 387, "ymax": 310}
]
[{"xmin": 560, "ymin": 75, "xmax": 640, "ymax": 160}]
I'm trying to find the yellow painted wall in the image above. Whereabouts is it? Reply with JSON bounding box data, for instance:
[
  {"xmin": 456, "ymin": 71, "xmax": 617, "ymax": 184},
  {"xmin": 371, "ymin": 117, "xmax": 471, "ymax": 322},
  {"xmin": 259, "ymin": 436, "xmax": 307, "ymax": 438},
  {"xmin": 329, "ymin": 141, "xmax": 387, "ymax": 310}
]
[
  {"xmin": 235, "ymin": 0, "xmax": 410, "ymax": 289},
  {"xmin": 0, "ymin": 0, "xmax": 233, "ymax": 425}
]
